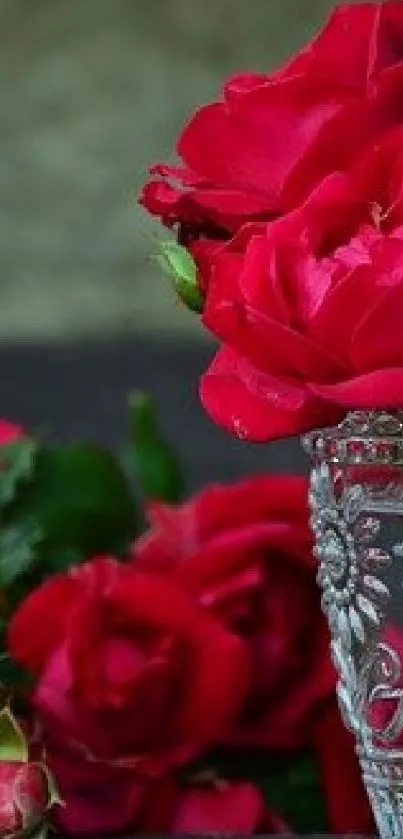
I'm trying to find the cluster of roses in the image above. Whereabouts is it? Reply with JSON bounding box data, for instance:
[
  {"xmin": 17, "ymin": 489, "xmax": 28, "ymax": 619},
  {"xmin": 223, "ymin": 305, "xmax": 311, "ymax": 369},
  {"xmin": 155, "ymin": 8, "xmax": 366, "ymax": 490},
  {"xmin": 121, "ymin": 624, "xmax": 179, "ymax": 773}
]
[
  {"xmin": 141, "ymin": 1, "xmax": 403, "ymax": 443},
  {"xmin": 8, "ymin": 2, "xmax": 403, "ymax": 836},
  {"xmin": 4, "ymin": 412, "xmax": 372, "ymax": 836}
]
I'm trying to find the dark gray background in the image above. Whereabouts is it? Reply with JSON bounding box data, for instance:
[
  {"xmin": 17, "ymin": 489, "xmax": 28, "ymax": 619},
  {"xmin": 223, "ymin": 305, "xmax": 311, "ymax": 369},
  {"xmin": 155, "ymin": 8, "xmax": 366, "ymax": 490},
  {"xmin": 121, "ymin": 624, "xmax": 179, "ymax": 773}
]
[{"xmin": 0, "ymin": 338, "xmax": 306, "ymax": 488}]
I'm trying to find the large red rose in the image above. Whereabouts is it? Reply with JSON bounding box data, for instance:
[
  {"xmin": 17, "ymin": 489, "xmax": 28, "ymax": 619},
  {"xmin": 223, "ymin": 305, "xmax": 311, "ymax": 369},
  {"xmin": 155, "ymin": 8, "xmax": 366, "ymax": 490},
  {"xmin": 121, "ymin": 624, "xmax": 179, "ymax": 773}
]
[
  {"xmin": 140, "ymin": 2, "xmax": 403, "ymax": 260},
  {"xmin": 134, "ymin": 475, "xmax": 333, "ymax": 747},
  {"xmin": 199, "ymin": 126, "xmax": 403, "ymax": 440},
  {"xmin": 134, "ymin": 475, "xmax": 374, "ymax": 834},
  {"xmin": 8, "ymin": 557, "xmax": 249, "ymax": 782}
]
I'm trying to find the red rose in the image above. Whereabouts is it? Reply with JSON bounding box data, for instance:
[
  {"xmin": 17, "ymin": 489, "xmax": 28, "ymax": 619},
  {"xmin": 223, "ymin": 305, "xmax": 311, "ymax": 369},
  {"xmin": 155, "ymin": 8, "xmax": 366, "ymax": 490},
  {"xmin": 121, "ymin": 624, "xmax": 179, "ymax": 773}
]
[
  {"xmin": 0, "ymin": 705, "xmax": 57, "ymax": 837},
  {"xmin": 134, "ymin": 475, "xmax": 374, "ymax": 834},
  {"xmin": 0, "ymin": 761, "xmax": 50, "ymax": 836},
  {"xmin": 46, "ymin": 746, "xmax": 289, "ymax": 838},
  {"xmin": 0, "ymin": 420, "xmax": 24, "ymax": 446},
  {"xmin": 140, "ymin": 3, "xmax": 403, "ymax": 256},
  {"xmin": 199, "ymin": 127, "xmax": 403, "ymax": 440},
  {"xmin": 134, "ymin": 475, "xmax": 334, "ymax": 749},
  {"xmin": 8, "ymin": 557, "xmax": 249, "ymax": 796}
]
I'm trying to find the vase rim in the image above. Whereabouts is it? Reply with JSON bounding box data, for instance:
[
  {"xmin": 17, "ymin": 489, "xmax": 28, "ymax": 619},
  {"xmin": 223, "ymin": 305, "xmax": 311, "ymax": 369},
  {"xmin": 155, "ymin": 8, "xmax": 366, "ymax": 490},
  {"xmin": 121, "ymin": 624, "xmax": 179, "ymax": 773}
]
[{"xmin": 302, "ymin": 410, "xmax": 403, "ymax": 467}]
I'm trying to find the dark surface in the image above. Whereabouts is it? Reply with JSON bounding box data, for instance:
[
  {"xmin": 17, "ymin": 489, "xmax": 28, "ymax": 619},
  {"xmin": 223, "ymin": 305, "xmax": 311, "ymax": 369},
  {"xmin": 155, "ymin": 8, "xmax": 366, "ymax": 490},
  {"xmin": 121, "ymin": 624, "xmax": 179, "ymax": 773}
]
[{"xmin": 0, "ymin": 337, "xmax": 307, "ymax": 490}]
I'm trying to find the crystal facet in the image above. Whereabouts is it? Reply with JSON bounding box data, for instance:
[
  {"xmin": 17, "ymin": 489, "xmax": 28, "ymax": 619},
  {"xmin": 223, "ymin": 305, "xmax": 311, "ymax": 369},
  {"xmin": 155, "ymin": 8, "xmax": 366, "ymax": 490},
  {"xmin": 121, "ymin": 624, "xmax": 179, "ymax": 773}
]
[{"xmin": 304, "ymin": 410, "xmax": 403, "ymax": 839}]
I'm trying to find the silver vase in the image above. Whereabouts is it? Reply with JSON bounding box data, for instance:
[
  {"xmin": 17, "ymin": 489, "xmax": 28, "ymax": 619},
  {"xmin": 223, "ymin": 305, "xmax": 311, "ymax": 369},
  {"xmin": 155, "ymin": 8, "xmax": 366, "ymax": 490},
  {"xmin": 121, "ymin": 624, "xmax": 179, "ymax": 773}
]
[{"xmin": 303, "ymin": 411, "xmax": 403, "ymax": 839}]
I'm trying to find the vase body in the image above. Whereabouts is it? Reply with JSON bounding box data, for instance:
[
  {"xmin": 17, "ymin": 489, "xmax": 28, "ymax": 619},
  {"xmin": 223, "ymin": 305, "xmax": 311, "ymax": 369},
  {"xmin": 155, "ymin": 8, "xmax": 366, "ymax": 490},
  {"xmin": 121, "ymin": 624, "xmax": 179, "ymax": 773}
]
[{"xmin": 304, "ymin": 411, "xmax": 403, "ymax": 839}]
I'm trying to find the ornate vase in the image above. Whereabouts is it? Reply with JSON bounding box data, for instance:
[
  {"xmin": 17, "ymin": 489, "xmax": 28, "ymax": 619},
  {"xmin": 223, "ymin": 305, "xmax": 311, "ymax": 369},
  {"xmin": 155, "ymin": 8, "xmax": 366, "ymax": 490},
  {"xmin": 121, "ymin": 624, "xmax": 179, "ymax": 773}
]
[{"xmin": 303, "ymin": 411, "xmax": 403, "ymax": 839}]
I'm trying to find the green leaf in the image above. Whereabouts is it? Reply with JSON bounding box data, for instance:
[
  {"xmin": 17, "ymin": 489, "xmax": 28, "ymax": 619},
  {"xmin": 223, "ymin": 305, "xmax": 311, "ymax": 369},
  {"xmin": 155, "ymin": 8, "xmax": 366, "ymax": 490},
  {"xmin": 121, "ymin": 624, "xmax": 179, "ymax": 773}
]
[
  {"xmin": 128, "ymin": 392, "xmax": 185, "ymax": 504},
  {"xmin": 0, "ymin": 704, "xmax": 28, "ymax": 762},
  {"xmin": 155, "ymin": 240, "xmax": 203, "ymax": 313},
  {"xmin": 9, "ymin": 443, "xmax": 137, "ymax": 572},
  {"xmin": 0, "ymin": 440, "xmax": 37, "ymax": 507},
  {"xmin": 0, "ymin": 520, "xmax": 42, "ymax": 585}
]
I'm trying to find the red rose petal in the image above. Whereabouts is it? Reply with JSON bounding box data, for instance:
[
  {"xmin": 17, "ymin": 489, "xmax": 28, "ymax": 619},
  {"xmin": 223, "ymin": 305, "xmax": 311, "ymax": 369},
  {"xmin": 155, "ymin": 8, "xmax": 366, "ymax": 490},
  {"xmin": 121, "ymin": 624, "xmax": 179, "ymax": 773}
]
[
  {"xmin": 172, "ymin": 781, "xmax": 286, "ymax": 835},
  {"xmin": 178, "ymin": 81, "xmax": 347, "ymax": 206},
  {"xmin": 8, "ymin": 574, "xmax": 80, "ymax": 675},
  {"xmin": 201, "ymin": 347, "xmax": 342, "ymax": 442},
  {"xmin": 351, "ymin": 278, "xmax": 403, "ymax": 371},
  {"xmin": 311, "ymin": 367, "xmax": 403, "ymax": 408}
]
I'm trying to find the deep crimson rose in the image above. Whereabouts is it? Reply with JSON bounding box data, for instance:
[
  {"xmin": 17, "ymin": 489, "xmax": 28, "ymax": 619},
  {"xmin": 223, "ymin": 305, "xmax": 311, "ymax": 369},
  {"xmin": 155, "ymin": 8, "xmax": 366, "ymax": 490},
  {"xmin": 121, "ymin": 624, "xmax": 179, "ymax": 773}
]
[
  {"xmin": 140, "ymin": 2, "xmax": 403, "ymax": 270},
  {"xmin": 8, "ymin": 557, "xmax": 249, "ymax": 786},
  {"xmin": 134, "ymin": 475, "xmax": 334, "ymax": 748},
  {"xmin": 198, "ymin": 126, "xmax": 403, "ymax": 440},
  {"xmin": 133, "ymin": 475, "xmax": 374, "ymax": 834}
]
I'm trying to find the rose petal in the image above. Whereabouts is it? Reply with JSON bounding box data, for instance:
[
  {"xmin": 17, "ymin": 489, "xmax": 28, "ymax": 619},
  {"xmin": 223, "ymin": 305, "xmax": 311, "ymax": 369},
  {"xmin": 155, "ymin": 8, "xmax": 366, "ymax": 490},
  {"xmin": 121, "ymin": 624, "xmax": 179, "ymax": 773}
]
[
  {"xmin": 369, "ymin": 2, "xmax": 403, "ymax": 81},
  {"xmin": 8, "ymin": 574, "xmax": 80, "ymax": 675},
  {"xmin": 314, "ymin": 700, "xmax": 375, "ymax": 835},
  {"xmin": 171, "ymin": 781, "xmax": 286, "ymax": 835},
  {"xmin": 49, "ymin": 748, "xmax": 151, "ymax": 836},
  {"xmin": 178, "ymin": 80, "xmax": 348, "ymax": 207},
  {"xmin": 311, "ymin": 367, "xmax": 403, "ymax": 408},
  {"xmin": 200, "ymin": 347, "xmax": 342, "ymax": 442},
  {"xmin": 351, "ymin": 277, "xmax": 403, "ymax": 370}
]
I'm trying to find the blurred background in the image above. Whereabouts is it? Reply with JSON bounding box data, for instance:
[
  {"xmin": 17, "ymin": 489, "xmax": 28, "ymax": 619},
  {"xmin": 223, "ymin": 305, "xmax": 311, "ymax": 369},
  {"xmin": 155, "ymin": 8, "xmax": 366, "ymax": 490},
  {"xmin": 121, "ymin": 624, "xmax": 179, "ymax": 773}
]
[
  {"xmin": 0, "ymin": 0, "xmax": 360, "ymax": 483},
  {"xmin": 0, "ymin": 0, "xmax": 361, "ymax": 338}
]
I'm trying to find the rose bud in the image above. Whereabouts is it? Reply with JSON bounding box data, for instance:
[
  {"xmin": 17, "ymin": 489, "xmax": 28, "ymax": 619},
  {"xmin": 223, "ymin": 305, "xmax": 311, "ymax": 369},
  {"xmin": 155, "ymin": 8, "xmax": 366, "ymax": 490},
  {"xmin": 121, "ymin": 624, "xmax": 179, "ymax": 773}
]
[
  {"xmin": 0, "ymin": 705, "xmax": 60, "ymax": 837},
  {"xmin": 155, "ymin": 240, "xmax": 204, "ymax": 313}
]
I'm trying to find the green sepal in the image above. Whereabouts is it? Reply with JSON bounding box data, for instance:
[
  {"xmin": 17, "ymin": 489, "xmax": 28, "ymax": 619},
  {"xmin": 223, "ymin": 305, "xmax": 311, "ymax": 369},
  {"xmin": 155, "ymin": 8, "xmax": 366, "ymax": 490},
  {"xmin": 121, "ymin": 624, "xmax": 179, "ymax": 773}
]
[
  {"xmin": 0, "ymin": 703, "xmax": 28, "ymax": 762},
  {"xmin": 38, "ymin": 762, "xmax": 64, "ymax": 810},
  {"xmin": 155, "ymin": 240, "xmax": 203, "ymax": 313}
]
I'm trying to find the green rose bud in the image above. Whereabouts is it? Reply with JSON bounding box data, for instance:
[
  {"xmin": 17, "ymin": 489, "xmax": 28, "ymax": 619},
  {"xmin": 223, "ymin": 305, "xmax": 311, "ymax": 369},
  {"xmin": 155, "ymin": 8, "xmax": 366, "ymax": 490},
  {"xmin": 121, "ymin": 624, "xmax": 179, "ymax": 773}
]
[{"xmin": 155, "ymin": 241, "xmax": 203, "ymax": 313}]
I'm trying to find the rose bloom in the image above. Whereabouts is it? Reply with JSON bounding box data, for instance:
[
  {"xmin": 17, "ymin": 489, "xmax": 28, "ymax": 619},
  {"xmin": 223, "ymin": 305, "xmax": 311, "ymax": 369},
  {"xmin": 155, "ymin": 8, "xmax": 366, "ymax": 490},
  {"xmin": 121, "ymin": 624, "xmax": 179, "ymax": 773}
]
[
  {"xmin": 140, "ymin": 2, "xmax": 403, "ymax": 287},
  {"xmin": 0, "ymin": 761, "xmax": 51, "ymax": 836},
  {"xmin": 8, "ymin": 557, "xmax": 249, "ymax": 835},
  {"xmin": 0, "ymin": 420, "xmax": 24, "ymax": 446},
  {"xmin": 134, "ymin": 475, "xmax": 374, "ymax": 834},
  {"xmin": 198, "ymin": 126, "xmax": 403, "ymax": 440},
  {"xmin": 134, "ymin": 475, "xmax": 331, "ymax": 748}
]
